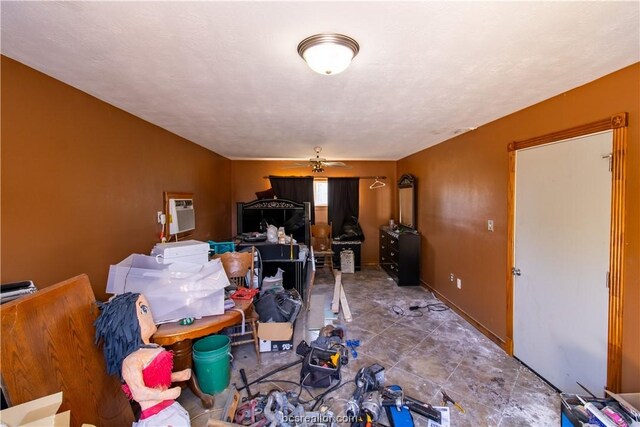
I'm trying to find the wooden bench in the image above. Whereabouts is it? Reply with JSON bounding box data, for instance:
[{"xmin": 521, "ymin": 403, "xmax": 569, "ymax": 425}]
[{"xmin": 0, "ymin": 274, "xmax": 134, "ymax": 426}]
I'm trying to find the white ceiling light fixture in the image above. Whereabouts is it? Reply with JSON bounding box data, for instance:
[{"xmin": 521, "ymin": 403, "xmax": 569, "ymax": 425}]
[{"xmin": 297, "ymin": 33, "xmax": 360, "ymax": 75}]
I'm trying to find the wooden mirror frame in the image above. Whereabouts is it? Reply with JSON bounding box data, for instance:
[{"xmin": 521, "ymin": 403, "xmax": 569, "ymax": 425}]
[
  {"xmin": 398, "ymin": 174, "xmax": 416, "ymax": 230},
  {"xmin": 506, "ymin": 112, "xmax": 628, "ymax": 392}
]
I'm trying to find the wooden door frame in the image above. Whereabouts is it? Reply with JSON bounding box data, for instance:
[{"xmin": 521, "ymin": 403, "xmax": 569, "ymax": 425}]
[{"xmin": 506, "ymin": 113, "xmax": 628, "ymax": 392}]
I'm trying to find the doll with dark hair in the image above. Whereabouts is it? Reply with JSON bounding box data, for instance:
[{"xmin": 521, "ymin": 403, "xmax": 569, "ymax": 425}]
[{"xmin": 95, "ymin": 292, "xmax": 192, "ymax": 426}]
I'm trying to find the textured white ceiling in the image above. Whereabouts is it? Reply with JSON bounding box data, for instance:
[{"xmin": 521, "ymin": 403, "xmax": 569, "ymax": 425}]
[{"xmin": 2, "ymin": 1, "xmax": 638, "ymax": 161}]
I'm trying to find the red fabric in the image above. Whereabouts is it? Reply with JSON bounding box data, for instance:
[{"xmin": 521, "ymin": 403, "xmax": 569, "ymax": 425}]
[
  {"xmin": 122, "ymin": 350, "xmax": 174, "ymax": 401},
  {"xmin": 230, "ymin": 288, "xmax": 258, "ymax": 300},
  {"xmin": 139, "ymin": 399, "xmax": 174, "ymax": 420}
]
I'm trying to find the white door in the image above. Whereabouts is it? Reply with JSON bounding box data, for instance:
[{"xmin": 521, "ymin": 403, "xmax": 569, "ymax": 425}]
[{"xmin": 513, "ymin": 131, "xmax": 612, "ymax": 396}]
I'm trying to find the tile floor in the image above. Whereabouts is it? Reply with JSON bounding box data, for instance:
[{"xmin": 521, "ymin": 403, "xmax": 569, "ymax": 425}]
[{"xmin": 178, "ymin": 266, "xmax": 560, "ymax": 426}]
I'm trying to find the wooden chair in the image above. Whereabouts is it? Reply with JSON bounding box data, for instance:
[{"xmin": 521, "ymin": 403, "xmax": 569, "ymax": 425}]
[
  {"xmin": 311, "ymin": 223, "xmax": 334, "ymax": 272},
  {"xmin": 216, "ymin": 248, "xmax": 261, "ymax": 363},
  {"xmin": 216, "ymin": 248, "xmax": 254, "ymax": 288}
]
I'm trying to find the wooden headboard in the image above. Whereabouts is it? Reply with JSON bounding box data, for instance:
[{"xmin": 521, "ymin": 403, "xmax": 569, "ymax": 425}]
[{"xmin": 0, "ymin": 274, "xmax": 134, "ymax": 426}]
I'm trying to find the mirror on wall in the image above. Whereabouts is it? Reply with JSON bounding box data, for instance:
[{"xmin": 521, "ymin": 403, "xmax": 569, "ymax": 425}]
[{"xmin": 398, "ymin": 174, "xmax": 415, "ymax": 230}]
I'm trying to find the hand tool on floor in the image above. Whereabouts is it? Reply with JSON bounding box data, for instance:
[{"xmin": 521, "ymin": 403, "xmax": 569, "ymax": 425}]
[
  {"xmin": 222, "ymin": 388, "xmax": 240, "ymax": 423},
  {"xmin": 239, "ymin": 368, "xmax": 257, "ymax": 401},
  {"xmin": 236, "ymin": 358, "xmax": 303, "ymax": 392},
  {"xmin": 346, "ymin": 339, "xmax": 360, "ymax": 358},
  {"xmin": 441, "ymin": 390, "xmax": 464, "ymax": 413}
]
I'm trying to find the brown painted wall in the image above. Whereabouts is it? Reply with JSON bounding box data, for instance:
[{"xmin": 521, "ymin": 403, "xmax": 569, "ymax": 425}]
[
  {"xmin": 1, "ymin": 56, "xmax": 232, "ymax": 300},
  {"xmin": 399, "ymin": 63, "xmax": 640, "ymax": 391},
  {"xmin": 3, "ymin": 54, "xmax": 637, "ymax": 389},
  {"xmin": 231, "ymin": 161, "xmax": 397, "ymax": 264}
]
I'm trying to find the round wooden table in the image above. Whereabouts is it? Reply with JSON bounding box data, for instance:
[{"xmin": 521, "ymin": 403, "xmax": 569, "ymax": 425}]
[{"xmin": 152, "ymin": 299, "xmax": 254, "ymax": 408}]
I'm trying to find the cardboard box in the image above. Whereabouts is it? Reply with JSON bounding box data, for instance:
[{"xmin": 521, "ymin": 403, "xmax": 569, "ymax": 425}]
[
  {"xmin": 257, "ymin": 321, "xmax": 294, "ymax": 352},
  {"xmin": 0, "ymin": 392, "xmax": 75, "ymax": 427}
]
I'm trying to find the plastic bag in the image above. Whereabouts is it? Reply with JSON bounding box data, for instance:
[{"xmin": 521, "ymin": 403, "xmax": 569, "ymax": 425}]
[
  {"xmin": 267, "ymin": 224, "xmax": 278, "ymax": 243},
  {"xmin": 262, "ymin": 268, "xmax": 285, "ymax": 293},
  {"xmin": 106, "ymin": 254, "xmax": 230, "ymax": 324}
]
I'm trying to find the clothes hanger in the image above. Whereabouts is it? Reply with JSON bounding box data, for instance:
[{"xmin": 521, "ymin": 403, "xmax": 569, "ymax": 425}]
[{"xmin": 369, "ymin": 177, "xmax": 386, "ymax": 189}]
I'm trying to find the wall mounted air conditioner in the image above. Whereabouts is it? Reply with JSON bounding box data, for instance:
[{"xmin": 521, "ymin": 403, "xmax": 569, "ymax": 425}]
[{"xmin": 169, "ymin": 198, "xmax": 195, "ymax": 235}]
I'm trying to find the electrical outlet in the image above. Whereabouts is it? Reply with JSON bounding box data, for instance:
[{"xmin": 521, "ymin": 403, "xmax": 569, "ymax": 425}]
[
  {"xmin": 450, "ymin": 273, "xmax": 454, "ymax": 282},
  {"xmin": 457, "ymin": 278, "xmax": 462, "ymax": 289},
  {"xmin": 157, "ymin": 211, "xmax": 163, "ymax": 224},
  {"xmin": 487, "ymin": 220, "xmax": 494, "ymax": 232}
]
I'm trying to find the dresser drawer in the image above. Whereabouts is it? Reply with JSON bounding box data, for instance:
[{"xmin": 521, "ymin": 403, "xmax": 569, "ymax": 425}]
[
  {"xmin": 388, "ymin": 247, "xmax": 399, "ymax": 262},
  {"xmin": 379, "ymin": 225, "xmax": 420, "ymax": 286},
  {"xmin": 388, "ymin": 261, "xmax": 399, "ymax": 273},
  {"xmin": 388, "ymin": 236, "xmax": 399, "ymax": 251}
]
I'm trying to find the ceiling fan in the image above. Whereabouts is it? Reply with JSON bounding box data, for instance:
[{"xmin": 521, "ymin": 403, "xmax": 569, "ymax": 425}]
[{"xmin": 289, "ymin": 146, "xmax": 348, "ymax": 173}]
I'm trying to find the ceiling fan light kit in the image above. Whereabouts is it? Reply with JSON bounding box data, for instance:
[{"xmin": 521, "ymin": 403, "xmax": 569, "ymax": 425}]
[
  {"xmin": 286, "ymin": 146, "xmax": 348, "ymax": 172},
  {"xmin": 311, "ymin": 146, "xmax": 328, "ymax": 173},
  {"xmin": 297, "ymin": 33, "xmax": 359, "ymax": 75}
]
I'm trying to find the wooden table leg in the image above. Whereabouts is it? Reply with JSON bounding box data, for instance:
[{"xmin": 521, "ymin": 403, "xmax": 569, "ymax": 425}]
[{"xmin": 171, "ymin": 339, "xmax": 214, "ymax": 409}]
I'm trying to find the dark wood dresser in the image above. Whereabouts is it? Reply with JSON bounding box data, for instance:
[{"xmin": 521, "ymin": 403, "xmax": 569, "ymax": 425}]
[{"xmin": 379, "ymin": 225, "xmax": 420, "ymax": 286}]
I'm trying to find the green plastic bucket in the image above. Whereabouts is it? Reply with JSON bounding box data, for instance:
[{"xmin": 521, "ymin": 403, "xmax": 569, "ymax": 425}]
[{"xmin": 192, "ymin": 335, "xmax": 231, "ymax": 394}]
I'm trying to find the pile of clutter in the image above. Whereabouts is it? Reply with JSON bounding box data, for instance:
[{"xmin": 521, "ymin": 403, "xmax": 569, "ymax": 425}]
[
  {"xmin": 255, "ymin": 287, "xmax": 302, "ymax": 325},
  {"xmin": 228, "ymin": 325, "xmax": 456, "ymax": 427}
]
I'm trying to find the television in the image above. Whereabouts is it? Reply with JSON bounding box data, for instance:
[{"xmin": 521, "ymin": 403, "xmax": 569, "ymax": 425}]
[{"xmin": 237, "ymin": 199, "xmax": 310, "ymax": 246}]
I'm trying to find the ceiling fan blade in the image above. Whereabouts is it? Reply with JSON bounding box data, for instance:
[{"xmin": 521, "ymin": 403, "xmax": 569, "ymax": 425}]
[{"xmin": 323, "ymin": 161, "xmax": 347, "ymax": 167}]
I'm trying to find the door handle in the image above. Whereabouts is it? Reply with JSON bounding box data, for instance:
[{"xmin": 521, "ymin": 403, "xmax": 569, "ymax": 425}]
[{"xmin": 512, "ymin": 267, "xmax": 521, "ymax": 276}]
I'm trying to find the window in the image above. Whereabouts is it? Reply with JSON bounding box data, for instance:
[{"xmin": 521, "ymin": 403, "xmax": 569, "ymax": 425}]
[{"xmin": 314, "ymin": 179, "xmax": 328, "ymax": 206}]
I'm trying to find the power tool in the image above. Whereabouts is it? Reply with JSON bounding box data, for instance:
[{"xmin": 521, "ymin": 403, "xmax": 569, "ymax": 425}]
[
  {"xmin": 346, "ymin": 364, "xmax": 385, "ymax": 426},
  {"xmin": 382, "ymin": 385, "xmax": 414, "ymax": 427},
  {"xmin": 381, "ymin": 386, "xmax": 442, "ymax": 425}
]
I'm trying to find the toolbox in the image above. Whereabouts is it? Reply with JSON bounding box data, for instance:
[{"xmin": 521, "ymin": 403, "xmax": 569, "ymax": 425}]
[{"xmin": 560, "ymin": 393, "xmax": 639, "ymax": 426}]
